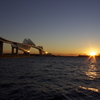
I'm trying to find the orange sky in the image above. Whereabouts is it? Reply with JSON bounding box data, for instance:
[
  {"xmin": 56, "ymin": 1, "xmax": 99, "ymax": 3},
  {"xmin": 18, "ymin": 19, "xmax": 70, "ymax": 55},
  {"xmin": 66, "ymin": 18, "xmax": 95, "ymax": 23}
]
[{"xmin": 1, "ymin": 0, "xmax": 100, "ymax": 56}]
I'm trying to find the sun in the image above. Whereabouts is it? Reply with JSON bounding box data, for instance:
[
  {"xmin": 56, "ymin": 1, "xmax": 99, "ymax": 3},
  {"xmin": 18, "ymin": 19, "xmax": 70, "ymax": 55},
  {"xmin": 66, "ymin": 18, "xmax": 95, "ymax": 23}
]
[{"xmin": 89, "ymin": 52, "xmax": 96, "ymax": 56}]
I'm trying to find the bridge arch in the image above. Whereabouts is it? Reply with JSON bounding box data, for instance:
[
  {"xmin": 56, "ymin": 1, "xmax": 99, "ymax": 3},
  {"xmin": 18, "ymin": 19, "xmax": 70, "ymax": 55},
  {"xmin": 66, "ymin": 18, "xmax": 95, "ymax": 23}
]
[{"xmin": 0, "ymin": 37, "xmax": 47, "ymax": 55}]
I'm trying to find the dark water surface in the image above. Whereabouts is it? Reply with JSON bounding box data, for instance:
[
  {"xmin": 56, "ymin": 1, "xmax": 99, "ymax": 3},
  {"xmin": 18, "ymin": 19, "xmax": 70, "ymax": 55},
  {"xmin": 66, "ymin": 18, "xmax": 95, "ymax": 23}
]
[{"xmin": 0, "ymin": 56, "xmax": 100, "ymax": 100}]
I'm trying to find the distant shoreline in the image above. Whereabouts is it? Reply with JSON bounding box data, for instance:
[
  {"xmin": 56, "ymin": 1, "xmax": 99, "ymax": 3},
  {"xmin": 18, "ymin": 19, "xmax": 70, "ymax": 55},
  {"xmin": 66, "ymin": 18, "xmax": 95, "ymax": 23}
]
[
  {"xmin": 0, "ymin": 54, "xmax": 55, "ymax": 58},
  {"xmin": 0, "ymin": 55, "xmax": 34, "ymax": 58},
  {"xmin": 0, "ymin": 54, "xmax": 75, "ymax": 58},
  {"xmin": 1, "ymin": 54, "xmax": 100, "ymax": 58}
]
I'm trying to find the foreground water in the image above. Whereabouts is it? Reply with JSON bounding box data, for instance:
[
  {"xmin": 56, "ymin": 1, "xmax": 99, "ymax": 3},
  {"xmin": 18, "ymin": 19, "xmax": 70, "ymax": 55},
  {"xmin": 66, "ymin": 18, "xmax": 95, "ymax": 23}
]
[{"xmin": 0, "ymin": 56, "xmax": 100, "ymax": 100}]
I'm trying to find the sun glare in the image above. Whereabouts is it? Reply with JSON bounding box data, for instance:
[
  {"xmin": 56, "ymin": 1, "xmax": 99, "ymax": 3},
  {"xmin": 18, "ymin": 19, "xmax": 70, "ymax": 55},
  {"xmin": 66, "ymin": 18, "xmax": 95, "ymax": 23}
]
[{"xmin": 90, "ymin": 52, "xmax": 96, "ymax": 56}]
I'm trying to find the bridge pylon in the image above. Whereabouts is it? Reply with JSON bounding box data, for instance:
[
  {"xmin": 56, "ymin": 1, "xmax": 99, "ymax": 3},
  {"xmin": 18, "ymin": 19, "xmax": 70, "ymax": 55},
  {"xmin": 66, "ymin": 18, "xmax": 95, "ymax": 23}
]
[
  {"xmin": 39, "ymin": 49, "xmax": 43, "ymax": 55},
  {"xmin": 0, "ymin": 41, "xmax": 3, "ymax": 55},
  {"xmin": 11, "ymin": 46, "xmax": 18, "ymax": 55}
]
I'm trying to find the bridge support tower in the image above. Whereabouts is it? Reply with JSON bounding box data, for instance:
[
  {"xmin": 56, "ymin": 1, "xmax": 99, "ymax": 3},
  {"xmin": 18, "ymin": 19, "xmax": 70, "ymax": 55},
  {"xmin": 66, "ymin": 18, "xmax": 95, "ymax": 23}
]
[
  {"xmin": 39, "ymin": 49, "xmax": 43, "ymax": 55},
  {"xmin": 11, "ymin": 46, "xmax": 18, "ymax": 55},
  {"xmin": 0, "ymin": 41, "xmax": 3, "ymax": 55}
]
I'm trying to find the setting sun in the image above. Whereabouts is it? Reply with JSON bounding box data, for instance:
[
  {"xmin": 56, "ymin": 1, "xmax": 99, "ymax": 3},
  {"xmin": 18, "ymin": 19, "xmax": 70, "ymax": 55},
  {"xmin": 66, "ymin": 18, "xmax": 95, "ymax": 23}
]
[{"xmin": 90, "ymin": 52, "xmax": 96, "ymax": 56}]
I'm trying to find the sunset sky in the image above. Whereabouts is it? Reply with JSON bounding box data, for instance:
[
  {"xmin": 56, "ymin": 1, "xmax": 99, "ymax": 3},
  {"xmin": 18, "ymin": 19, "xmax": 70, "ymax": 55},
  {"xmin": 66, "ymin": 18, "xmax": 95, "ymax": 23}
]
[{"xmin": 0, "ymin": 0, "xmax": 100, "ymax": 56}]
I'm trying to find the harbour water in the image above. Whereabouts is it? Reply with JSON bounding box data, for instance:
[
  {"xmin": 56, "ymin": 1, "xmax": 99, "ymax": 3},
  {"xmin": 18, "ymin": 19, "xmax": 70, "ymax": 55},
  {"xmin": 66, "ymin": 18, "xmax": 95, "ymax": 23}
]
[{"xmin": 0, "ymin": 56, "xmax": 100, "ymax": 100}]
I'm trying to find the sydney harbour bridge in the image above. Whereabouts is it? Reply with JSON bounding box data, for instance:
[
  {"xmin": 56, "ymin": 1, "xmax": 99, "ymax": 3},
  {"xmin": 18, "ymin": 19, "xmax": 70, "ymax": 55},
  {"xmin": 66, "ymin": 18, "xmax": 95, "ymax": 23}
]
[{"xmin": 0, "ymin": 37, "xmax": 47, "ymax": 55}]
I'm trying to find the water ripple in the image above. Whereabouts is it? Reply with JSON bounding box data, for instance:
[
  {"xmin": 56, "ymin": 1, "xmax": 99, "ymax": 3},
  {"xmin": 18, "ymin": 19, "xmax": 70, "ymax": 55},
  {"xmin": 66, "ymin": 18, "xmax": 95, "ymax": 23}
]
[{"xmin": 0, "ymin": 57, "xmax": 100, "ymax": 100}]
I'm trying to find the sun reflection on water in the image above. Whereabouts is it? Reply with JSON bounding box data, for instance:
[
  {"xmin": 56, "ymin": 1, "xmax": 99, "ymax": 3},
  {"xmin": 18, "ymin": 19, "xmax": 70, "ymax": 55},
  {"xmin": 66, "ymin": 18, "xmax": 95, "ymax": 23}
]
[
  {"xmin": 79, "ymin": 86, "xmax": 99, "ymax": 92},
  {"xmin": 85, "ymin": 56, "xmax": 100, "ymax": 80},
  {"xmin": 80, "ymin": 56, "xmax": 100, "ymax": 93}
]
